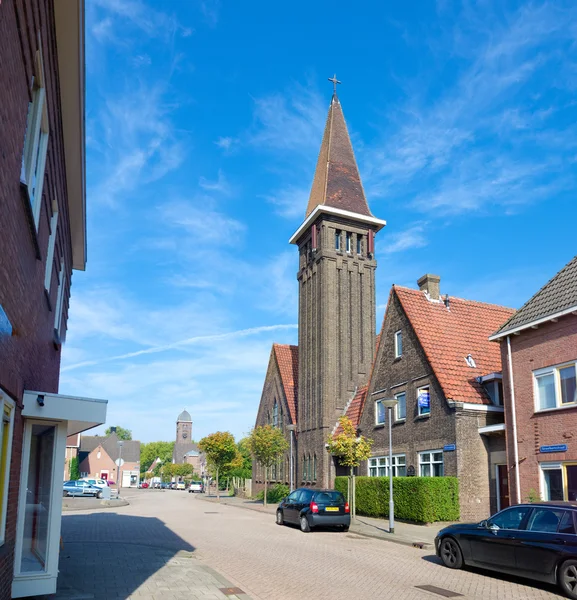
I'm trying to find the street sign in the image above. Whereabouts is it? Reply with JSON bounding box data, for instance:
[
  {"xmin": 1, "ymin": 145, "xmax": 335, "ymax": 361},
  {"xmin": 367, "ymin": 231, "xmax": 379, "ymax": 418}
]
[
  {"xmin": 115, "ymin": 458, "xmax": 125, "ymax": 467},
  {"xmin": 0, "ymin": 305, "xmax": 12, "ymax": 337},
  {"xmin": 443, "ymin": 444, "xmax": 456, "ymax": 452},
  {"xmin": 540, "ymin": 444, "xmax": 568, "ymax": 453}
]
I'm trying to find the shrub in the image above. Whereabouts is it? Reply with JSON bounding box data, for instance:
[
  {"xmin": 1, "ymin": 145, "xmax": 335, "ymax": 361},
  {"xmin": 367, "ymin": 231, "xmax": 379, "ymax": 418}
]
[
  {"xmin": 335, "ymin": 476, "xmax": 459, "ymax": 523},
  {"xmin": 256, "ymin": 484, "xmax": 290, "ymax": 504}
]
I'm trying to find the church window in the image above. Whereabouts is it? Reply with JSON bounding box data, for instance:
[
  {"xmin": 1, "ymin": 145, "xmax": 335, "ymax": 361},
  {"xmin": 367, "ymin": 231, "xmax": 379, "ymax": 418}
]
[
  {"xmin": 279, "ymin": 406, "xmax": 283, "ymax": 431},
  {"xmin": 335, "ymin": 230, "xmax": 341, "ymax": 251},
  {"xmin": 357, "ymin": 235, "xmax": 362, "ymax": 255},
  {"xmin": 273, "ymin": 402, "xmax": 278, "ymax": 428},
  {"xmin": 346, "ymin": 232, "xmax": 352, "ymax": 253}
]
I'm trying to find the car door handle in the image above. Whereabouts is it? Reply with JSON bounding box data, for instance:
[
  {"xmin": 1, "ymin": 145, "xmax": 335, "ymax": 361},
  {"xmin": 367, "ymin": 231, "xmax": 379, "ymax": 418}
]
[{"xmin": 554, "ymin": 538, "xmax": 567, "ymax": 545}]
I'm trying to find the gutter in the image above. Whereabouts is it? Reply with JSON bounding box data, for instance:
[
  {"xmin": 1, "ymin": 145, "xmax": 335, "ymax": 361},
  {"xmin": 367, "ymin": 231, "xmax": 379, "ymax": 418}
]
[{"xmin": 506, "ymin": 335, "xmax": 521, "ymax": 504}]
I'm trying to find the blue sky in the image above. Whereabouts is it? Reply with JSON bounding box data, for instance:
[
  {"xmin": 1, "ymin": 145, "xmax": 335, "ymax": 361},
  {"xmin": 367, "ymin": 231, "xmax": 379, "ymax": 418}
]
[{"xmin": 60, "ymin": 0, "xmax": 577, "ymax": 443}]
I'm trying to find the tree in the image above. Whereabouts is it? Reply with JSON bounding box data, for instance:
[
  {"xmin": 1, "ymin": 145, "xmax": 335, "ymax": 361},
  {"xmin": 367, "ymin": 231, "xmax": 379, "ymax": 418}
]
[
  {"xmin": 140, "ymin": 441, "xmax": 175, "ymax": 474},
  {"xmin": 247, "ymin": 425, "xmax": 289, "ymax": 507},
  {"xmin": 173, "ymin": 463, "xmax": 194, "ymax": 480},
  {"xmin": 326, "ymin": 416, "xmax": 373, "ymax": 519},
  {"xmin": 69, "ymin": 456, "xmax": 80, "ymax": 481},
  {"xmin": 160, "ymin": 463, "xmax": 174, "ymax": 483},
  {"xmin": 105, "ymin": 426, "xmax": 132, "ymax": 441},
  {"xmin": 198, "ymin": 432, "xmax": 237, "ymax": 501}
]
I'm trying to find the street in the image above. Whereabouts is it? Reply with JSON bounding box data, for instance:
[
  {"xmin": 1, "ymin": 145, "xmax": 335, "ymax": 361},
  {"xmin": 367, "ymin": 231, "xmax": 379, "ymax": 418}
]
[{"xmin": 54, "ymin": 490, "xmax": 563, "ymax": 600}]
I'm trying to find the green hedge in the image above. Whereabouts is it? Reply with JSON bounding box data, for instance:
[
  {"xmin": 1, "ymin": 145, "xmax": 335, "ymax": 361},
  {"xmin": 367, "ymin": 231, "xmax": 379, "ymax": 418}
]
[
  {"xmin": 256, "ymin": 483, "xmax": 290, "ymax": 504},
  {"xmin": 335, "ymin": 476, "xmax": 459, "ymax": 523}
]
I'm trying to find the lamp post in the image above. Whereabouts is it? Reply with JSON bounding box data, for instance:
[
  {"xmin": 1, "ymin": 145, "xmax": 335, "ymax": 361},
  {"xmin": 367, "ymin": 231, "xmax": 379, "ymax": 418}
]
[
  {"xmin": 286, "ymin": 425, "xmax": 296, "ymax": 491},
  {"xmin": 116, "ymin": 440, "xmax": 124, "ymax": 497},
  {"xmin": 382, "ymin": 398, "xmax": 398, "ymax": 534}
]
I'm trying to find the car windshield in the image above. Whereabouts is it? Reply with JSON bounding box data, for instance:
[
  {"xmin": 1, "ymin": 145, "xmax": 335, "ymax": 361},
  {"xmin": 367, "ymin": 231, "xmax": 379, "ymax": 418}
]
[{"xmin": 314, "ymin": 491, "xmax": 344, "ymax": 503}]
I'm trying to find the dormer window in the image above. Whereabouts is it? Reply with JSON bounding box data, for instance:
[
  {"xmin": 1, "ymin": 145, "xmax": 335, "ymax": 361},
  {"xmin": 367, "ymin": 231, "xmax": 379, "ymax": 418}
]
[
  {"xmin": 479, "ymin": 373, "xmax": 503, "ymax": 406},
  {"xmin": 335, "ymin": 230, "xmax": 341, "ymax": 251},
  {"xmin": 346, "ymin": 232, "xmax": 352, "ymax": 253}
]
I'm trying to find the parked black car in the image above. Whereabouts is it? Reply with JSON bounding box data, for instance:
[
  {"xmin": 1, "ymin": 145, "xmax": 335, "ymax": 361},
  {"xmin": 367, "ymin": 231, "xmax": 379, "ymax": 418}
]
[
  {"xmin": 276, "ymin": 488, "xmax": 350, "ymax": 533},
  {"xmin": 435, "ymin": 501, "xmax": 577, "ymax": 599}
]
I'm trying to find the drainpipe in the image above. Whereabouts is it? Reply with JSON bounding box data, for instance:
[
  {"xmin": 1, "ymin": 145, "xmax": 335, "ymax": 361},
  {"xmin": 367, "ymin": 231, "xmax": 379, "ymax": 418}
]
[{"xmin": 506, "ymin": 335, "xmax": 521, "ymax": 504}]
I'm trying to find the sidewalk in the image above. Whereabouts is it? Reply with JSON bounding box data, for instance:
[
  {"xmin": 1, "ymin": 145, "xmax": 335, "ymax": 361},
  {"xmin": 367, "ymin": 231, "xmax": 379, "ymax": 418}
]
[{"xmin": 198, "ymin": 494, "xmax": 448, "ymax": 549}]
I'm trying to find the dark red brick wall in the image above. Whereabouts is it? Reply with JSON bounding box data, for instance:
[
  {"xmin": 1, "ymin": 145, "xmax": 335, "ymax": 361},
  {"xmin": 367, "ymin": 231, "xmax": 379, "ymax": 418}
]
[
  {"xmin": 0, "ymin": 1, "xmax": 74, "ymax": 596},
  {"xmin": 501, "ymin": 315, "xmax": 577, "ymax": 504}
]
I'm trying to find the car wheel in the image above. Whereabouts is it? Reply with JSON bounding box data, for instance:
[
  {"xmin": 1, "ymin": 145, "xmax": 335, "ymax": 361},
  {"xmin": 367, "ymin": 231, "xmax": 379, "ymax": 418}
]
[
  {"xmin": 276, "ymin": 511, "xmax": 284, "ymax": 526},
  {"xmin": 96, "ymin": 491, "xmax": 103, "ymax": 499},
  {"xmin": 440, "ymin": 537, "xmax": 463, "ymax": 569},
  {"xmin": 300, "ymin": 515, "xmax": 311, "ymax": 533},
  {"xmin": 558, "ymin": 559, "xmax": 577, "ymax": 599}
]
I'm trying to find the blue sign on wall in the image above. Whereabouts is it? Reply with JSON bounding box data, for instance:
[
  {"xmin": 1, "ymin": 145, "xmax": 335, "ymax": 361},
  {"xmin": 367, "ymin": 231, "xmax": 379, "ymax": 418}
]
[
  {"xmin": 540, "ymin": 444, "xmax": 568, "ymax": 454},
  {"xmin": 0, "ymin": 305, "xmax": 12, "ymax": 337},
  {"xmin": 444, "ymin": 444, "xmax": 456, "ymax": 452}
]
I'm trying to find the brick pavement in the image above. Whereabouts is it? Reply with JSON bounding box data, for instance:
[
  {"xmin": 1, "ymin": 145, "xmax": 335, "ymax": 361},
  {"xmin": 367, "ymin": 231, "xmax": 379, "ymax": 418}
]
[{"xmin": 47, "ymin": 490, "xmax": 563, "ymax": 600}]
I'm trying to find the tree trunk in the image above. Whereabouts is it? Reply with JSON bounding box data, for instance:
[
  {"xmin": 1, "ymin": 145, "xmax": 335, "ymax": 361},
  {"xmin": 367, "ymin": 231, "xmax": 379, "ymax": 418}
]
[
  {"xmin": 216, "ymin": 468, "xmax": 220, "ymax": 501},
  {"xmin": 264, "ymin": 466, "xmax": 268, "ymax": 508}
]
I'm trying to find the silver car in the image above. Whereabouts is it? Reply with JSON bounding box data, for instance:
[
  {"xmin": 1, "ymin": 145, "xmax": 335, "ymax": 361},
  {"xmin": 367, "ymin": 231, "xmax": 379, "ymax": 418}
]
[{"xmin": 63, "ymin": 480, "xmax": 102, "ymax": 498}]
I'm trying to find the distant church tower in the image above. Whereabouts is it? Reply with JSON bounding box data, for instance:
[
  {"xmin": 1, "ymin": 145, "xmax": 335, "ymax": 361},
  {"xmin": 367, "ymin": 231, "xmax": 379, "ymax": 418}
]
[
  {"xmin": 289, "ymin": 85, "xmax": 386, "ymax": 487},
  {"xmin": 173, "ymin": 409, "xmax": 194, "ymax": 463}
]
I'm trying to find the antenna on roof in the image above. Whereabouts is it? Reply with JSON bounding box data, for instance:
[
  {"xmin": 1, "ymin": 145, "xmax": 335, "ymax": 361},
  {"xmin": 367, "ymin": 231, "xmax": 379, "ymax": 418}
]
[{"xmin": 444, "ymin": 294, "xmax": 450, "ymax": 310}]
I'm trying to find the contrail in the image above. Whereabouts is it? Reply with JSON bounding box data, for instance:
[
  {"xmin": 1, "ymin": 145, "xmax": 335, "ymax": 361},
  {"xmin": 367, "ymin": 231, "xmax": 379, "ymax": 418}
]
[{"xmin": 61, "ymin": 323, "xmax": 298, "ymax": 372}]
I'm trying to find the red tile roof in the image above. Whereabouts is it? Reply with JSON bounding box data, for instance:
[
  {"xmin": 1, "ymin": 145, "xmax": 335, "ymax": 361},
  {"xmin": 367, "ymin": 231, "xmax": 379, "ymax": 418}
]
[
  {"xmin": 273, "ymin": 344, "xmax": 298, "ymax": 424},
  {"xmin": 394, "ymin": 286, "xmax": 515, "ymax": 404},
  {"xmin": 334, "ymin": 385, "xmax": 368, "ymax": 435}
]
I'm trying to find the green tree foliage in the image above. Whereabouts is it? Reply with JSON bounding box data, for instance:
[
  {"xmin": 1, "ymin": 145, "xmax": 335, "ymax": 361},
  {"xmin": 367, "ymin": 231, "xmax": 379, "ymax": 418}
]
[
  {"xmin": 69, "ymin": 456, "xmax": 80, "ymax": 481},
  {"xmin": 140, "ymin": 441, "xmax": 175, "ymax": 474},
  {"xmin": 173, "ymin": 463, "xmax": 194, "ymax": 479},
  {"xmin": 198, "ymin": 432, "xmax": 237, "ymax": 501},
  {"xmin": 247, "ymin": 425, "xmax": 289, "ymax": 507},
  {"xmin": 326, "ymin": 416, "xmax": 373, "ymax": 519},
  {"xmin": 105, "ymin": 426, "xmax": 132, "ymax": 441}
]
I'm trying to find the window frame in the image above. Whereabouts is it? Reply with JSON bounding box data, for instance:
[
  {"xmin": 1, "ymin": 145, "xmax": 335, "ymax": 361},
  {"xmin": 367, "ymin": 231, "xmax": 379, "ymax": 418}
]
[
  {"xmin": 356, "ymin": 235, "xmax": 362, "ymax": 255},
  {"xmin": 395, "ymin": 391, "xmax": 406, "ymax": 421},
  {"xmin": 44, "ymin": 201, "xmax": 59, "ymax": 292},
  {"xmin": 0, "ymin": 391, "xmax": 15, "ymax": 546},
  {"xmin": 417, "ymin": 386, "xmax": 431, "ymax": 416},
  {"xmin": 345, "ymin": 232, "xmax": 352, "ymax": 253},
  {"xmin": 335, "ymin": 230, "xmax": 341, "ymax": 251},
  {"xmin": 418, "ymin": 449, "xmax": 444, "ymax": 477},
  {"xmin": 375, "ymin": 399, "xmax": 386, "ymax": 425},
  {"xmin": 394, "ymin": 330, "xmax": 403, "ymax": 358},
  {"xmin": 54, "ymin": 259, "xmax": 67, "ymax": 342},
  {"xmin": 534, "ymin": 361, "xmax": 577, "ymax": 412},
  {"xmin": 368, "ymin": 454, "xmax": 406, "ymax": 477}
]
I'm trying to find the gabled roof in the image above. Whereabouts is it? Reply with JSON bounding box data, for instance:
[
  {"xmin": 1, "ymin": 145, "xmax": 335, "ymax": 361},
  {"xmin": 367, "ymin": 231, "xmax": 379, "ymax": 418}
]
[
  {"xmin": 334, "ymin": 386, "xmax": 368, "ymax": 435},
  {"xmin": 395, "ymin": 286, "xmax": 515, "ymax": 405},
  {"xmin": 81, "ymin": 432, "xmax": 141, "ymax": 463},
  {"xmin": 305, "ymin": 95, "xmax": 372, "ymax": 219},
  {"xmin": 491, "ymin": 254, "xmax": 577, "ymax": 339},
  {"xmin": 273, "ymin": 343, "xmax": 298, "ymax": 424}
]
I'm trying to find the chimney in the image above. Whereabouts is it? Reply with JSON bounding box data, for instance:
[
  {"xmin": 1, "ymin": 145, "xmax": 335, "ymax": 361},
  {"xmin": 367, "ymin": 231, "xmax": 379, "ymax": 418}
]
[{"xmin": 417, "ymin": 274, "xmax": 441, "ymax": 299}]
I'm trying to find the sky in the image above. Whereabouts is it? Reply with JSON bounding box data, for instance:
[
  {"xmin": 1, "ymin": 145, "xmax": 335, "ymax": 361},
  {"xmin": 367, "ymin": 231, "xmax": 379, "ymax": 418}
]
[{"xmin": 60, "ymin": 0, "xmax": 577, "ymax": 444}]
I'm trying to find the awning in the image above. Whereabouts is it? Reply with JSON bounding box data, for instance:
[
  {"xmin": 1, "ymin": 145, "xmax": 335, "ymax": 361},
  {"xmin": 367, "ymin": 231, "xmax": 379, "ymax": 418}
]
[
  {"xmin": 478, "ymin": 423, "xmax": 506, "ymax": 436},
  {"xmin": 22, "ymin": 391, "xmax": 108, "ymax": 435}
]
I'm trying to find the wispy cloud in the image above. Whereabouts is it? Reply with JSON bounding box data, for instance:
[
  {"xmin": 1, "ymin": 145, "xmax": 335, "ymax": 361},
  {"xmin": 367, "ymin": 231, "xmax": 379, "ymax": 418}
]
[
  {"xmin": 199, "ymin": 170, "xmax": 232, "ymax": 195},
  {"xmin": 263, "ymin": 185, "xmax": 309, "ymax": 219},
  {"xmin": 215, "ymin": 136, "xmax": 239, "ymax": 153},
  {"xmin": 201, "ymin": 0, "xmax": 221, "ymax": 27},
  {"xmin": 381, "ymin": 223, "xmax": 429, "ymax": 254}
]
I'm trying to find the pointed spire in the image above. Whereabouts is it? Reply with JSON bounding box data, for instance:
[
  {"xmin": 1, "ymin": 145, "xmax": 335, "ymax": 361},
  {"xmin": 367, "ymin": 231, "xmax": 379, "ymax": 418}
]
[{"xmin": 305, "ymin": 93, "xmax": 372, "ymax": 219}]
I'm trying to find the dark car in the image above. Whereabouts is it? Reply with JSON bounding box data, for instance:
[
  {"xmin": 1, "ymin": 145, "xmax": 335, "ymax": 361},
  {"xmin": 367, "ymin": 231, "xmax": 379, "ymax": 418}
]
[
  {"xmin": 435, "ymin": 502, "xmax": 577, "ymax": 599},
  {"xmin": 276, "ymin": 488, "xmax": 350, "ymax": 533}
]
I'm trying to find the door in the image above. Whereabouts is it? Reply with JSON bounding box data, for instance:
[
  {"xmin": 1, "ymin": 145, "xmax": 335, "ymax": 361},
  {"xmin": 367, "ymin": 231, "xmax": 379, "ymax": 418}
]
[
  {"xmin": 465, "ymin": 506, "xmax": 531, "ymax": 569},
  {"xmin": 566, "ymin": 465, "xmax": 577, "ymax": 501},
  {"xmin": 283, "ymin": 490, "xmax": 302, "ymax": 523},
  {"xmin": 497, "ymin": 465, "xmax": 510, "ymax": 511},
  {"xmin": 515, "ymin": 507, "xmax": 568, "ymax": 579}
]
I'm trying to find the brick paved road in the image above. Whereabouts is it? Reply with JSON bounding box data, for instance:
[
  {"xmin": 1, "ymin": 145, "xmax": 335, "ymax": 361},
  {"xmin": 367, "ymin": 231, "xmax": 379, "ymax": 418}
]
[{"xmin": 59, "ymin": 490, "xmax": 563, "ymax": 600}]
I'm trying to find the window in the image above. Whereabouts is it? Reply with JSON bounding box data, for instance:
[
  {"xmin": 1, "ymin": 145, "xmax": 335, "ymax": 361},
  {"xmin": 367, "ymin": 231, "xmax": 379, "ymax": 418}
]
[
  {"xmin": 0, "ymin": 393, "xmax": 15, "ymax": 545},
  {"xmin": 488, "ymin": 506, "xmax": 531, "ymax": 530},
  {"xmin": 417, "ymin": 387, "xmax": 430, "ymax": 416},
  {"xmin": 313, "ymin": 455, "xmax": 317, "ymax": 481},
  {"xmin": 484, "ymin": 380, "xmax": 503, "ymax": 406},
  {"xmin": 279, "ymin": 406, "xmax": 283, "ymax": 432},
  {"xmin": 395, "ymin": 392, "xmax": 406, "ymax": 420},
  {"xmin": 375, "ymin": 400, "xmax": 386, "ymax": 425},
  {"xmin": 54, "ymin": 260, "xmax": 66, "ymax": 341},
  {"xmin": 394, "ymin": 330, "xmax": 403, "ymax": 358},
  {"xmin": 303, "ymin": 455, "xmax": 307, "ymax": 481},
  {"xmin": 356, "ymin": 235, "xmax": 362, "ymax": 255},
  {"xmin": 535, "ymin": 362, "xmax": 577, "ymax": 411},
  {"xmin": 559, "ymin": 511, "xmax": 576, "ymax": 535},
  {"xmin": 542, "ymin": 465, "xmax": 564, "ymax": 501},
  {"xmin": 273, "ymin": 401, "xmax": 278, "ymax": 428},
  {"xmin": 369, "ymin": 454, "xmax": 406, "ymax": 477},
  {"xmin": 44, "ymin": 202, "xmax": 58, "ymax": 291},
  {"xmin": 346, "ymin": 232, "xmax": 352, "ymax": 253},
  {"xmin": 419, "ymin": 450, "xmax": 443, "ymax": 477},
  {"xmin": 527, "ymin": 508, "xmax": 564, "ymax": 533},
  {"xmin": 335, "ymin": 230, "xmax": 341, "ymax": 251},
  {"xmin": 21, "ymin": 55, "xmax": 49, "ymax": 229}
]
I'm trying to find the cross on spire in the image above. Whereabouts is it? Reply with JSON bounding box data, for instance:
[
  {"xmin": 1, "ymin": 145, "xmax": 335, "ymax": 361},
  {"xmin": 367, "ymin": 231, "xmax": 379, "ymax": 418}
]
[{"xmin": 328, "ymin": 74, "xmax": 341, "ymax": 96}]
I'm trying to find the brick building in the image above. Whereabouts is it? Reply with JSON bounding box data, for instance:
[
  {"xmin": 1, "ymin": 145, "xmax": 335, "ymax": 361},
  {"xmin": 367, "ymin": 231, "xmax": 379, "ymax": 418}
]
[
  {"xmin": 0, "ymin": 1, "xmax": 107, "ymax": 597},
  {"xmin": 64, "ymin": 433, "xmax": 81, "ymax": 480},
  {"xmin": 490, "ymin": 254, "xmax": 577, "ymax": 506},
  {"xmin": 356, "ymin": 276, "xmax": 515, "ymax": 520},
  {"xmin": 254, "ymin": 88, "xmax": 386, "ymax": 490},
  {"xmin": 79, "ymin": 432, "xmax": 141, "ymax": 488}
]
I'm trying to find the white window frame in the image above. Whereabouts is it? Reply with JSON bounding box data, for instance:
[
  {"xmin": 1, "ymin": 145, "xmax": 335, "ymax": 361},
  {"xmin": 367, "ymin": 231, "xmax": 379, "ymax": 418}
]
[
  {"xmin": 418, "ymin": 449, "xmax": 444, "ymax": 477},
  {"xmin": 394, "ymin": 330, "xmax": 402, "ymax": 358},
  {"xmin": 44, "ymin": 200, "xmax": 59, "ymax": 292},
  {"xmin": 395, "ymin": 391, "xmax": 406, "ymax": 421},
  {"xmin": 375, "ymin": 399, "xmax": 386, "ymax": 425},
  {"xmin": 368, "ymin": 454, "xmax": 406, "ymax": 477},
  {"xmin": 417, "ymin": 386, "xmax": 431, "ymax": 416},
  {"xmin": 533, "ymin": 361, "xmax": 577, "ymax": 412},
  {"xmin": 54, "ymin": 260, "xmax": 66, "ymax": 340},
  {"xmin": 21, "ymin": 51, "xmax": 49, "ymax": 230},
  {"xmin": 0, "ymin": 391, "xmax": 15, "ymax": 546}
]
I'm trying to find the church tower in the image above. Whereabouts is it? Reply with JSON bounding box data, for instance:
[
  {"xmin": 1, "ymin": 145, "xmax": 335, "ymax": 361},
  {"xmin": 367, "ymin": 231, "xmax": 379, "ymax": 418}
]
[
  {"xmin": 289, "ymin": 84, "xmax": 386, "ymax": 488},
  {"xmin": 173, "ymin": 409, "xmax": 194, "ymax": 463}
]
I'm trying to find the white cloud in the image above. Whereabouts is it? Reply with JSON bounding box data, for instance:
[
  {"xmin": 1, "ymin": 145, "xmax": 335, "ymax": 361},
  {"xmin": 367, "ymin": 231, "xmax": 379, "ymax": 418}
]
[
  {"xmin": 263, "ymin": 185, "xmax": 310, "ymax": 220},
  {"xmin": 380, "ymin": 223, "xmax": 429, "ymax": 254},
  {"xmin": 199, "ymin": 170, "xmax": 232, "ymax": 195},
  {"xmin": 215, "ymin": 136, "xmax": 239, "ymax": 152}
]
